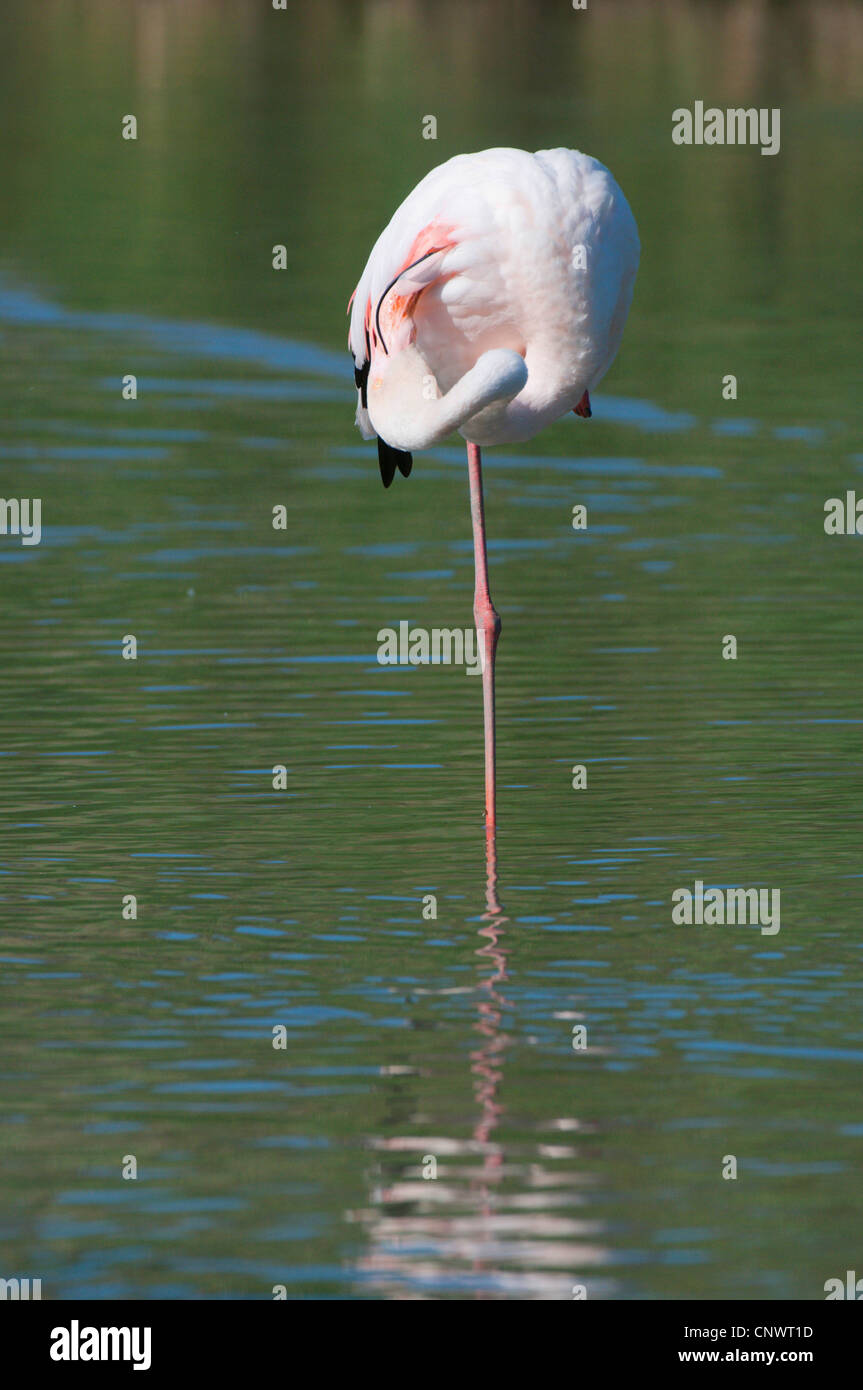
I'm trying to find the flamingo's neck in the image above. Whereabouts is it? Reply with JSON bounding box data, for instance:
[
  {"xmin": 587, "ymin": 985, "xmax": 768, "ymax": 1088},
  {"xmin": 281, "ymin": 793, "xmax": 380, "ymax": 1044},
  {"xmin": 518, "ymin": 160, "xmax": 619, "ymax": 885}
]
[{"xmin": 366, "ymin": 346, "xmax": 528, "ymax": 453}]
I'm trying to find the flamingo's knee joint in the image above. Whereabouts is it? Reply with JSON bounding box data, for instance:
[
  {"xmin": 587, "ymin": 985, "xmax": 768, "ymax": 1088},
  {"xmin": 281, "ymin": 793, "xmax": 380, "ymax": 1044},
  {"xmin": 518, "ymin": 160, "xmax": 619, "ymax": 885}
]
[{"xmin": 474, "ymin": 600, "xmax": 501, "ymax": 637}]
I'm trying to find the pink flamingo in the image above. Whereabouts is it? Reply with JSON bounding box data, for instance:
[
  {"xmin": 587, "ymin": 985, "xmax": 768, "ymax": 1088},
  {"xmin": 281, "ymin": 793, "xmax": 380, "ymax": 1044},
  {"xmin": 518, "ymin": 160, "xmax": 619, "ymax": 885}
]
[{"xmin": 349, "ymin": 147, "xmax": 639, "ymax": 827}]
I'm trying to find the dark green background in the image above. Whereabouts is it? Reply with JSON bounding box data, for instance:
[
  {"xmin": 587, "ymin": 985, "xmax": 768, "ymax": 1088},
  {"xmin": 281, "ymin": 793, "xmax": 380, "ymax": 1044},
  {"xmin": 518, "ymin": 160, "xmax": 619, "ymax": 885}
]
[{"xmin": 0, "ymin": 0, "xmax": 861, "ymax": 1298}]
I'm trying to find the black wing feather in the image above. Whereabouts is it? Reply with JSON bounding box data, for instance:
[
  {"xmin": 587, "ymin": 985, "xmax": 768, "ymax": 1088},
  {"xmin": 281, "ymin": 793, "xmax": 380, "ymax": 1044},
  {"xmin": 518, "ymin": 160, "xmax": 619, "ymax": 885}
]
[
  {"xmin": 377, "ymin": 437, "xmax": 412, "ymax": 488},
  {"xmin": 352, "ymin": 330, "xmax": 412, "ymax": 487}
]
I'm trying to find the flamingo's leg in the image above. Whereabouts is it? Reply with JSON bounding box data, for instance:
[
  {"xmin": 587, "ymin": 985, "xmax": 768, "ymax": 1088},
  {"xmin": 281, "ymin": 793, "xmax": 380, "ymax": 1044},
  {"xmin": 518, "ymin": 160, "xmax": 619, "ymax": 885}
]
[{"xmin": 467, "ymin": 442, "xmax": 500, "ymax": 827}]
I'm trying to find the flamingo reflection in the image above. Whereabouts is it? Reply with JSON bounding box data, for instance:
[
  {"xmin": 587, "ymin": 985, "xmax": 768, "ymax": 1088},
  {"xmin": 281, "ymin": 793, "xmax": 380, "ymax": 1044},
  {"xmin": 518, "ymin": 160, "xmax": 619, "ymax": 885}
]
[{"xmin": 349, "ymin": 825, "xmax": 613, "ymax": 1298}]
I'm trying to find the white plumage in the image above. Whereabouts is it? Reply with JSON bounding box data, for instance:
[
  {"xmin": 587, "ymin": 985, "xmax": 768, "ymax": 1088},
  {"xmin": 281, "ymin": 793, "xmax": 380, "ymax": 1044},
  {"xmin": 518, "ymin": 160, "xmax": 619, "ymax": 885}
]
[{"xmin": 348, "ymin": 147, "xmax": 639, "ymax": 455}]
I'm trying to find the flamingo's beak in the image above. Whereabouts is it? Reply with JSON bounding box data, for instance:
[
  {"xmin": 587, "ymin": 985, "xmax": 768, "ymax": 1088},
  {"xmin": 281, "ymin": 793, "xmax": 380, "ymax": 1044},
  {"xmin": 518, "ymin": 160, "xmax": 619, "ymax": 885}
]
[{"xmin": 573, "ymin": 390, "xmax": 591, "ymax": 419}]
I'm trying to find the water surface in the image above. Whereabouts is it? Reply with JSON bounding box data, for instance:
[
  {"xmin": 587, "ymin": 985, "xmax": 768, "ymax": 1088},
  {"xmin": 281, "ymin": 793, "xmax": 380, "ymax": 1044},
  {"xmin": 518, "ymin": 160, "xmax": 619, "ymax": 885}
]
[{"xmin": 0, "ymin": 0, "xmax": 862, "ymax": 1299}]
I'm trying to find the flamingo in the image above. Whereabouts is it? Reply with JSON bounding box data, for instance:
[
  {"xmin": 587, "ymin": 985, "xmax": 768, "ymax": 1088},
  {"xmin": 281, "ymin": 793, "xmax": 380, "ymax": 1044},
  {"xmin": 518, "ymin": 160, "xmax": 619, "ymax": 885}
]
[{"xmin": 348, "ymin": 147, "xmax": 639, "ymax": 828}]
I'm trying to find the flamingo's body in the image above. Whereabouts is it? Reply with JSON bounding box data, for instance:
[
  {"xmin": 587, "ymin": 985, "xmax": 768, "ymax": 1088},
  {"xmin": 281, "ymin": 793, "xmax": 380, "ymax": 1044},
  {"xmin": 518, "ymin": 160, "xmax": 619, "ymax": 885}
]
[{"xmin": 348, "ymin": 147, "xmax": 639, "ymax": 824}]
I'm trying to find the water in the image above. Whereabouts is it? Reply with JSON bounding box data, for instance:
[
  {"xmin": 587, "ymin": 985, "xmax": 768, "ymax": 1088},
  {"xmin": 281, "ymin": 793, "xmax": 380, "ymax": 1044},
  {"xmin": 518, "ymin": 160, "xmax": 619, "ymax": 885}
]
[{"xmin": 0, "ymin": 0, "xmax": 862, "ymax": 1300}]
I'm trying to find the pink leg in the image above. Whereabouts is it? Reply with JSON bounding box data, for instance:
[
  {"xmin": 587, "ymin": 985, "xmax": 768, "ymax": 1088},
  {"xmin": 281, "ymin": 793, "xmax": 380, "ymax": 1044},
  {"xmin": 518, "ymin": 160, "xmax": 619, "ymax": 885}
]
[{"xmin": 467, "ymin": 442, "xmax": 500, "ymax": 827}]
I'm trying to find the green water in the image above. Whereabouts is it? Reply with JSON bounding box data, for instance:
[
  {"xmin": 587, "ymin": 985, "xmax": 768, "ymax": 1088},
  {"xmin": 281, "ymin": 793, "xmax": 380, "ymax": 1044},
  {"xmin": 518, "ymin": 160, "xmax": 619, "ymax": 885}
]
[{"xmin": 0, "ymin": 0, "xmax": 861, "ymax": 1299}]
